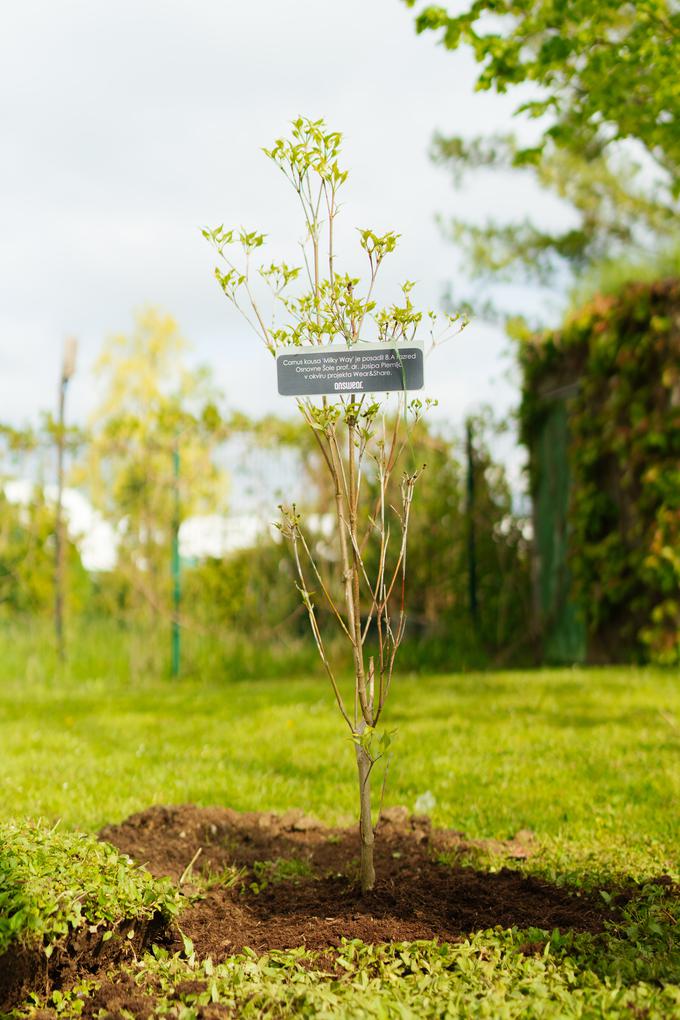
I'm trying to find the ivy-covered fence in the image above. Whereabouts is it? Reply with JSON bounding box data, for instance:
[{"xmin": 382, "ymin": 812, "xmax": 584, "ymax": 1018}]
[{"xmin": 520, "ymin": 278, "xmax": 680, "ymax": 665}]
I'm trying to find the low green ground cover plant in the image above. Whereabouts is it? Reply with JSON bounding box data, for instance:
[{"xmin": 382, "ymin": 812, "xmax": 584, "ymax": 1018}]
[
  {"xmin": 0, "ymin": 822, "xmax": 180, "ymax": 957},
  {"xmin": 18, "ymin": 916, "xmax": 680, "ymax": 1019}
]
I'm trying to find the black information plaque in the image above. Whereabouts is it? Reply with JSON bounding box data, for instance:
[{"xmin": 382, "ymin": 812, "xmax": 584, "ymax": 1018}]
[{"xmin": 276, "ymin": 342, "xmax": 424, "ymax": 397}]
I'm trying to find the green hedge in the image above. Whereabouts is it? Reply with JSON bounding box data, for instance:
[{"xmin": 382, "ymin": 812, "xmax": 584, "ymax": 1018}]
[{"xmin": 520, "ymin": 278, "xmax": 680, "ymax": 664}]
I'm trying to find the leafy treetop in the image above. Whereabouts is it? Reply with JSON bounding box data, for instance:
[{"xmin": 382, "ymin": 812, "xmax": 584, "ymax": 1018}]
[
  {"xmin": 408, "ymin": 0, "xmax": 680, "ymax": 184},
  {"xmin": 203, "ymin": 116, "xmax": 464, "ymax": 359},
  {"xmin": 405, "ymin": 0, "xmax": 680, "ymax": 299}
]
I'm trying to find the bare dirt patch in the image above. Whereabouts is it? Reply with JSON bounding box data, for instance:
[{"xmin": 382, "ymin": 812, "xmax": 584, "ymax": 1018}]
[{"xmin": 100, "ymin": 804, "xmax": 606, "ymax": 958}]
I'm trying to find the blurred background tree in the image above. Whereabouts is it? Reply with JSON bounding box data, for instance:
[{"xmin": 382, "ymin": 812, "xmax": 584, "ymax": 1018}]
[
  {"xmin": 405, "ymin": 1, "xmax": 680, "ymax": 669},
  {"xmin": 185, "ymin": 411, "xmax": 531, "ymax": 669},
  {"xmin": 361, "ymin": 414, "xmax": 531, "ymax": 666},
  {"xmin": 77, "ymin": 309, "xmax": 227, "ymax": 645},
  {"xmin": 405, "ymin": 0, "xmax": 680, "ymax": 306},
  {"xmin": 0, "ymin": 488, "xmax": 90, "ymax": 617},
  {"xmin": 0, "ymin": 423, "xmax": 89, "ymax": 620}
]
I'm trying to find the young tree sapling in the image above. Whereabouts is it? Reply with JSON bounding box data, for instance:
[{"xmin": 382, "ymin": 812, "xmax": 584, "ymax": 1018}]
[{"xmin": 205, "ymin": 117, "xmax": 465, "ymax": 893}]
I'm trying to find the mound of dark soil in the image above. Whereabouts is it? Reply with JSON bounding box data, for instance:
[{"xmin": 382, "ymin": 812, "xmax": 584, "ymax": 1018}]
[
  {"xmin": 100, "ymin": 804, "xmax": 607, "ymax": 958},
  {"xmin": 7, "ymin": 805, "xmax": 612, "ymax": 1016}
]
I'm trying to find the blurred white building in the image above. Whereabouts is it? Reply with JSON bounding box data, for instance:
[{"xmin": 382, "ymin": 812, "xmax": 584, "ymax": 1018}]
[{"xmin": 2, "ymin": 477, "xmax": 293, "ymax": 572}]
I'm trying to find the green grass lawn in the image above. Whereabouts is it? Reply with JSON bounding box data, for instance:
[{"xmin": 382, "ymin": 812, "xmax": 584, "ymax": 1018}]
[
  {"xmin": 1, "ymin": 652, "xmax": 679, "ymax": 1017},
  {"xmin": 1, "ymin": 662, "xmax": 678, "ymax": 874}
]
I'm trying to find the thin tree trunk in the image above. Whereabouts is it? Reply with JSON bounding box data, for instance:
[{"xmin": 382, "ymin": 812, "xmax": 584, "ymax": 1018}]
[
  {"xmin": 355, "ymin": 720, "xmax": 375, "ymax": 893},
  {"xmin": 54, "ymin": 338, "xmax": 77, "ymax": 662},
  {"xmin": 54, "ymin": 378, "xmax": 67, "ymax": 662}
]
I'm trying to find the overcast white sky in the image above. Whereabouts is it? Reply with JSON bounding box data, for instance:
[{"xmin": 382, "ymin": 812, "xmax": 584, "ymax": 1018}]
[{"xmin": 1, "ymin": 0, "xmax": 565, "ymax": 434}]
